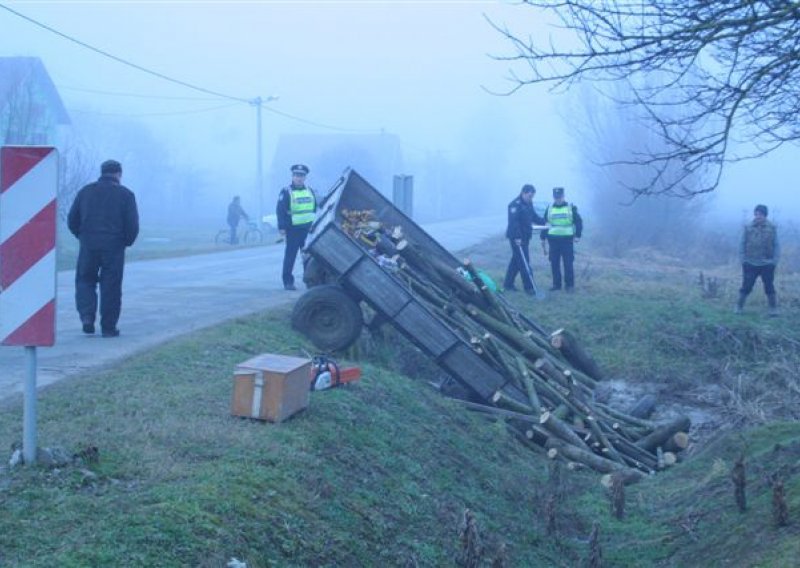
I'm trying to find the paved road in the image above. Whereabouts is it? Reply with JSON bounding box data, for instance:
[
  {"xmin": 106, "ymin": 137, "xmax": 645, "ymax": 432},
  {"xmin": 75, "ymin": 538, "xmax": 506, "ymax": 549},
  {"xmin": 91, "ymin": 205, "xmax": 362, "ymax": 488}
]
[{"xmin": 0, "ymin": 216, "xmax": 504, "ymax": 401}]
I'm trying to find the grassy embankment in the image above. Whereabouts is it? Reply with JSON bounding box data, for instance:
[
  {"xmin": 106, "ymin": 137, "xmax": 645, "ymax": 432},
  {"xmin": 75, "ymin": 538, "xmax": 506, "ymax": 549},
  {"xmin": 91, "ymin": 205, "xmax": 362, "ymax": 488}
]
[{"xmin": 2, "ymin": 236, "xmax": 799, "ymax": 566}]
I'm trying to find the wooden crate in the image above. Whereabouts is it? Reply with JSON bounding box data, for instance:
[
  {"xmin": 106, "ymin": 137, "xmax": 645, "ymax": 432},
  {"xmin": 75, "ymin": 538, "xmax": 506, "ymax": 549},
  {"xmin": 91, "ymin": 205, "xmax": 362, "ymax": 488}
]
[{"xmin": 231, "ymin": 354, "xmax": 311, "ymax": 422}]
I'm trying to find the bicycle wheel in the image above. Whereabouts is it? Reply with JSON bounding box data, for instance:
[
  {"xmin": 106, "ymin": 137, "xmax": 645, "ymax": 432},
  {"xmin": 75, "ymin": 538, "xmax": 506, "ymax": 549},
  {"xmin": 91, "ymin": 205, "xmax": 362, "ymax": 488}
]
[
  {"xmin": 244, "ymin": 228, "xmax": 263, "ymax": 245},
  {"xmin": 215, "ymin": 229, "xmax": 231, "ymax": 245}
]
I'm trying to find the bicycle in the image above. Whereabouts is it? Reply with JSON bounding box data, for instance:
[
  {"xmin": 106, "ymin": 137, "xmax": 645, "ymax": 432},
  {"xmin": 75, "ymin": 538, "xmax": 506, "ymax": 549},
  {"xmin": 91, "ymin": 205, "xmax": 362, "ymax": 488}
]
[{"xmin": 214, "ymin": 221, "xmax": 263, "ymax": 246}]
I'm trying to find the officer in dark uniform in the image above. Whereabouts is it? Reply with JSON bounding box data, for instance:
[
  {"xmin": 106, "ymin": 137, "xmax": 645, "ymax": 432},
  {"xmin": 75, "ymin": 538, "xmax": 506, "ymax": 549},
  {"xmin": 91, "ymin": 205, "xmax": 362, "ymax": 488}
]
[
  {"xmin": 540, "ymin": 186, "xmax": 583, "ymax": 292},
  {"xmin": 276, "ymin": 164, "xmax": 317, "ymax": 290},
  {"xmin": 503, "ymin": 184, "xmax": 546, "ymax": 294},
  {"xmin": 67, "ymin": 159, "xmax": 139, "ymax": 336}
]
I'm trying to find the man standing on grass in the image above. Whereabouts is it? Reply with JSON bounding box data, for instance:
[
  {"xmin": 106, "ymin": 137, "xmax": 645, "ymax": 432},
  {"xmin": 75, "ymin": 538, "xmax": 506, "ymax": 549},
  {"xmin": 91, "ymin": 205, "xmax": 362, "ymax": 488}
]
[
  {"xmin": 541, "ymin": 187, "xmax": 583, "ymax": 292},
  {"xmin": 68, "ymin": 159, "xmax": 139, "ymax": 337},
  {"xmin": 736, "ymin": 204, "xmax": 779, "ymax": 316}
]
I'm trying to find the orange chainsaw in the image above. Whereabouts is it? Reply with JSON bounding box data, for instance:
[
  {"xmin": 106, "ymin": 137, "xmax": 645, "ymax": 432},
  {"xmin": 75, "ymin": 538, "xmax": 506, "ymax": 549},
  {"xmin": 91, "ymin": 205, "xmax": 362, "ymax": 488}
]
[{"xmin": 309, "ymin": 355, "xmax": 361, "ymax": 391}]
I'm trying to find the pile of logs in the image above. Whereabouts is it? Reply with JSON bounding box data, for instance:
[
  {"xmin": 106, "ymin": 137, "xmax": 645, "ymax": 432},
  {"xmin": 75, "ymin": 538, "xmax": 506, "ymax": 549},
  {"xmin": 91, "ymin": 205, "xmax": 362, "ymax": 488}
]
[{"xmin": 340, "ymin": 210, "xmax": 691, "ymax": 483}]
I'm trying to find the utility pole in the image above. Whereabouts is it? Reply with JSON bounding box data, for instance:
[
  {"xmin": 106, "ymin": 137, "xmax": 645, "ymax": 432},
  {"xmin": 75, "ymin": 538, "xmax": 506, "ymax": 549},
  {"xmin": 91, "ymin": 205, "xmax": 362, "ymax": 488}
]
[
  {"xmin": 251, "ymin": 96, "xmax": 264, "ymax": 226},
  {"xmin": 251, "ymin": 95, "xmax": 278, "ymax": 227}
]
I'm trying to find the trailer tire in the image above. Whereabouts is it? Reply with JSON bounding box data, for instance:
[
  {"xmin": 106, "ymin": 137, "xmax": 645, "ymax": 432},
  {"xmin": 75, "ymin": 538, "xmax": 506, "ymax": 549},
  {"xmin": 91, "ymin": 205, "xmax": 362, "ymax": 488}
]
[{"xmin": 291, "ymin": 285, "xmax": 363, "ymax": 351}]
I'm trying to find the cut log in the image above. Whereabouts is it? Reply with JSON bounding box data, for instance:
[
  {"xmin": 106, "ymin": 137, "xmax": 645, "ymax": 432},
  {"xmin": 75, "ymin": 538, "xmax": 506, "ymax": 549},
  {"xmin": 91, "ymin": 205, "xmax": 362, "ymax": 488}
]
[
  {"xmin": 664, "ymin": 431, "xmax": 690, "ymax": 453},
  {"xmin": 491, "ymin": 390, "xmax": 534, "ymax": 414},
  {"xmin": 518, "ymin": 357, "xmax": 542, "ymax": 415},
  {"xmin": 635, "ymin": 416, "xmax": 692, "ymax": 452},
  {"xmin": 550, "ymin": 328, "xmax": 604, "ymax": 381},
  {"xmin": 540, "ymin": 411, "xmax": 590, "ymax": 450},
  {"xmin": 546, "ymin": 439, "xmax": 646, "ymax": 480},
  {"xmin": 627, "ymin": 394, "xmax": 657, "ymax": 419},
  {"xmin": 462, "ymin": 259, "xmax": 514, "ymax": 326}
]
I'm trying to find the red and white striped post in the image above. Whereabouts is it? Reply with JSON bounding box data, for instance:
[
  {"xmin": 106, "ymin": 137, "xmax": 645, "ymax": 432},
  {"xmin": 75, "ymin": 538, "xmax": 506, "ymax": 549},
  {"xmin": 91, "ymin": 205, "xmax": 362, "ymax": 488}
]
[{"xmin": 0, "ymin": 146, "xmax": 59, "ymax": 464}]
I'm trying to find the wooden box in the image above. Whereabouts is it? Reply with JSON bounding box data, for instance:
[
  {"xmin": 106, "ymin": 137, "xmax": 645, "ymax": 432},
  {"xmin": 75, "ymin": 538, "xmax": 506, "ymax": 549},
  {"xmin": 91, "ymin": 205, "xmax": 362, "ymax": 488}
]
[{"xmin": 231, "ymin": 354, "xmax": 311, "ymax": 422}]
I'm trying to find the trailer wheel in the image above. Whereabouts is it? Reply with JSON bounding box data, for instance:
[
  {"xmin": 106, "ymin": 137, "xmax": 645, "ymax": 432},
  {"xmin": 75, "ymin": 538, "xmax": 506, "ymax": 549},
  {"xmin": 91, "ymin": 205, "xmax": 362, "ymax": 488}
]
[{"xmin": 291, "ymin": 285, "xmax": 363, "ymax": 351}]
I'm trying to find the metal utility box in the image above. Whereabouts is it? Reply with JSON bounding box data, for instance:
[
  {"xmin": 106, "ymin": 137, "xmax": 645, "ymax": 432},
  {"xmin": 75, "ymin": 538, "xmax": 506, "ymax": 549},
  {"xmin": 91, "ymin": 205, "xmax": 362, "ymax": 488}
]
[{"xmin": 231, "ymin": 354, "xmax": 311, "ymax": 422}]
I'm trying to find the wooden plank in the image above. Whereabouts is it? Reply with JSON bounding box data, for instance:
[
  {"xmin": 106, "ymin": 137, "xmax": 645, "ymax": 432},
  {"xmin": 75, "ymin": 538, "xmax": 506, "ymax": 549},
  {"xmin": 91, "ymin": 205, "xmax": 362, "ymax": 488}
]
[
  {"xmin": 393, "ymin": 301, "xmax": 459, "ymax": 357},
  {"xmin": 439, "ymin": 343, "xmax": 508, "ymax": 401},
  {"xmin": 348, "ymin": 258, "xmax": 412, "ymax": 317},
  {"xmin": 307, "ymin": 226, "xmax": 363, "ymax": 275}
]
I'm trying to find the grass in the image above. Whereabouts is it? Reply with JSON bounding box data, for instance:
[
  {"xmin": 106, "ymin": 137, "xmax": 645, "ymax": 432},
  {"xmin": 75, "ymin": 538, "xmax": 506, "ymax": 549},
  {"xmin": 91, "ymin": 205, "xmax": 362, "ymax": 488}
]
[{"xmin": 2, "ymin": 233, "xmax": 800, "ymax": 566}]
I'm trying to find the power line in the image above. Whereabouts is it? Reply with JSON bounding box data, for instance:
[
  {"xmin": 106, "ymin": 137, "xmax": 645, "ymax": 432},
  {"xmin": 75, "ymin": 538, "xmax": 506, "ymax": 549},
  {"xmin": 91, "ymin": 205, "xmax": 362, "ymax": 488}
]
[
  {"xmin": 260, "ymin": 103, "xmax": 382, "ymax": 134},
  {"xmin": 0, "ymin": 2, "xmax": 383, "ymax": 133},
  {"xmin": 68, "ymin": 102, "xmax": 242, "ymax": 118},
  {"xmin": 0, "ymin": 2, "xmax": 251, "ymax": 103},
  {"xmin": 59, "ymin": 85, "xmax": 222, "ymax": 102}
]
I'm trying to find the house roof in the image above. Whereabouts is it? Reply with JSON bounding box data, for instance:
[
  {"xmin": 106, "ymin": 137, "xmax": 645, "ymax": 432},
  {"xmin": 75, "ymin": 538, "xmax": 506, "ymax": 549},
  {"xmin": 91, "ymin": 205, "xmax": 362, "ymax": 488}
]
[{"xmin": 0, "ymin": 56, "xmax": 70, "ymax": 125}]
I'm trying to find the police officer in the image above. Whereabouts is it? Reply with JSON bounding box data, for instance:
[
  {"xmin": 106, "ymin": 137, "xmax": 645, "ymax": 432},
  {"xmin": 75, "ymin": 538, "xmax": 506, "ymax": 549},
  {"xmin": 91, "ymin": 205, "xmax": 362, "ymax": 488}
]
[
  {"xmin": 503, "ymin": 184, "xmax": 545, "ymax": 294},
  {"xmin": 541, "ymin": 187, "xmax": 583, "ymax": 292},
  {"xmin": 67, "ymin": 159, "xmax": 139, "ymax": 337},
  {"xmin": 276, "ymin": 164, "xmax": 317, "ymax": 290}
]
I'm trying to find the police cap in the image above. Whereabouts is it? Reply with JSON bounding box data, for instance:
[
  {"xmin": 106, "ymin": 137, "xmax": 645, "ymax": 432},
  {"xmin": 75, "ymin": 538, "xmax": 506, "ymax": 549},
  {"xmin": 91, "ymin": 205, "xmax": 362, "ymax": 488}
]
[
  {"xmin": 291, "ymin": 164, "xmax": 310, "ymax": 175},
  {"xmin": 553, "ymin": 186, "xmax": 565, "ymax": 198}
]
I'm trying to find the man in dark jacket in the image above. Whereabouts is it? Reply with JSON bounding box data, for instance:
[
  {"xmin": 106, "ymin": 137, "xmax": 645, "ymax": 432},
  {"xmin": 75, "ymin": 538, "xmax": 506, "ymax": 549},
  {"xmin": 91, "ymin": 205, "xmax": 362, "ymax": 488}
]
[
  {"xmin": 503, "ymin": 184, "xmax": 545, "ymax": 294},
  {"xmin": 67, "ymin": 159, "xmax": 139, "ymax": 337},
  {"xmin": 276, "ymin": 163, "xmax": 317, "ymax": 290},
  {"xmin": 736, "ymin": 204, "xmax": 780, "ymax": 316},
  {"xmin": 226, "ymin": 196, "xmax": 249, "ymax": 244},
  {"xmin": 540, "ymin": 187, "xmax": 583, "ymax": 292}
]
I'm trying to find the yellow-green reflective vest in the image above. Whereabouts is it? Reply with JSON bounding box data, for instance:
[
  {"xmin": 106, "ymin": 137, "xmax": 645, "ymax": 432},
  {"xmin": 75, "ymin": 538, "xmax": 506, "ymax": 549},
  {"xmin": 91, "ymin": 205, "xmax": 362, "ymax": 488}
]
[
  {"xmin": 546, "ymin": 203, "xmax": 575, "ymax": 237},
  {"xmin": 289, "ymin": 187, "xmax": 315, "ymax": 226}
]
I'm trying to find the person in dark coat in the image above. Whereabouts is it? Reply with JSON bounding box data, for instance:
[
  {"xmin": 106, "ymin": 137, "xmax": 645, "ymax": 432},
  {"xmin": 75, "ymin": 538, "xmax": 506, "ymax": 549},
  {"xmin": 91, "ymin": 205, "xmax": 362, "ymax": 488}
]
[
  {"xmin": 503, "ymin": 184, "xmax": 545, "ymax": 294},
  {"xmin": 540, "ymin": 186, "xmax": 583, "ymax": 292},
  {"xmin": 276, "ymin": 164, "xmax": 317, "ymax": 290},
  {"xmin": 67, "ymin": 159, "xmax": 139, "ymax": 337},
  {"xmin": 226, "ymin": 196, "xmax": 249, "ymax": 244},
  {"xmin": 736, "ymin": 204, "xmax": 780, "ymax": 316}
]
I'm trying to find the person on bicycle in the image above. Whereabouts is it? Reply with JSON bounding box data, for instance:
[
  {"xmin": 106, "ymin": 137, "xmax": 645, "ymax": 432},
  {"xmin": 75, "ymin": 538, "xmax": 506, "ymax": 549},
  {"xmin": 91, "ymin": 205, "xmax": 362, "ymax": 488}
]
[
  {"xmin": 227, "ymin": 196, "xmax": 249, "ymax": 244},
  {"xmin": 276, "ymin": 164, "xmax": 316, "ymax": 290}
]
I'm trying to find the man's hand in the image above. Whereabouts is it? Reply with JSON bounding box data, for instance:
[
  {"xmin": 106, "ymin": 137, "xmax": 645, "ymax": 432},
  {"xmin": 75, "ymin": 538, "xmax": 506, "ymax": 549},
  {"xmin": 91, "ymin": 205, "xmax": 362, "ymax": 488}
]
[
  {"xmin": 279, "ymin": 229, "xmax": 286, "ymax": 236},
  {"xmin": 574, "ymin": 237, "xmax": 580, "ymax": 244},
  {"xmin": 514, "ymin": 238, "xmax": 522, "ymax": 246}
]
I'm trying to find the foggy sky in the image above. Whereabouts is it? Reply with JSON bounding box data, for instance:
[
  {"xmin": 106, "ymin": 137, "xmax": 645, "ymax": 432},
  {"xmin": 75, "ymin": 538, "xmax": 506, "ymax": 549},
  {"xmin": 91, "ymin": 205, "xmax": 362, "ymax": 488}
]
[{"xmin": 1, "ymin": 1, "xmax": 798, "ymax": 223}]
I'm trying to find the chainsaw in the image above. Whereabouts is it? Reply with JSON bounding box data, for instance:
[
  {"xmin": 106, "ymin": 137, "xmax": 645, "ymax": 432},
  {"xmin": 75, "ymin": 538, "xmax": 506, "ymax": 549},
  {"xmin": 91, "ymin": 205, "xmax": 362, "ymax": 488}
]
[{"xmin": 309, "ymin": 355, "xmax": 361, "ymax": 391}]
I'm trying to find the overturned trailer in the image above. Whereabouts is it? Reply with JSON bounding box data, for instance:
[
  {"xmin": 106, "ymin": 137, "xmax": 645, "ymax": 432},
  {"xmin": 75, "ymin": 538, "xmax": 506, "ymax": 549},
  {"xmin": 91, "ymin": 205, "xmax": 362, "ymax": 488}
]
[
  {"xmin": 292, "ymin": 168, "xmax": 524, "ymax": 404},
  {"xmin": 291, "ymin": 169, "xmax": 691, "ymax": 479}
]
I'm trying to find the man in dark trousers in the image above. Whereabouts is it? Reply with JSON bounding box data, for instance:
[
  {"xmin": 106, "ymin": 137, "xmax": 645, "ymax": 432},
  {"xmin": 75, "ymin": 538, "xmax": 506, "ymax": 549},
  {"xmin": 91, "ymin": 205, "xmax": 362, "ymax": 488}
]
[
  {"xmin": 503, "ymin": 184, "xmax": 545, "ymax": 295},
  {"xmin": 541, "ymin": 186, "xmax": 583, "ymax": 292},
  {"xmin": 736, "ymin": 204, "xmax": 780, "ymax": 316},
  {"xmin": 226, "ymin": 195, "xmax": 249, "ymax": 244},
  {"xmin": 276, "ymin": 164, "xmax": 317, "ymax": 290},
  {"xmin": 67, "ymin": 159, "xmax": 139, "ymax": 337}
]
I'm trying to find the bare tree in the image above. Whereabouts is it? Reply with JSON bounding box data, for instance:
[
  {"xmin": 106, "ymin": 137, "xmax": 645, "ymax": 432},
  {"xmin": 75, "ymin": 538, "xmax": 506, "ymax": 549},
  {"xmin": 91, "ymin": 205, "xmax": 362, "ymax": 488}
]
[
  {"xmin": 1, "ymin": 70, "xmax": 47, "ymax": 145},
  {"xmin": 58, "ymin": 135, "xmax": 98, "ymax": 221},
  {"xmin": 568, "ymin": 84, "xmax": 708, "ymax": 255},
  {"xmin": 490, "ymin": 1, "xmax": 800, "ymax": 198}
]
